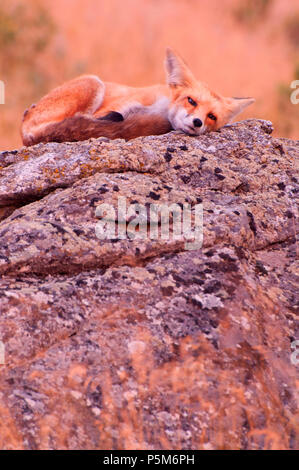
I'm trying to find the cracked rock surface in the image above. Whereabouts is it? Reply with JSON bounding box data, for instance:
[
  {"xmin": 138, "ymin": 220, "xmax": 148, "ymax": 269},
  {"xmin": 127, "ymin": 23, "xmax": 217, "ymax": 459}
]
[{"xmin": 0, "ymin": 119, "xmax": 298, "ymax": 449}]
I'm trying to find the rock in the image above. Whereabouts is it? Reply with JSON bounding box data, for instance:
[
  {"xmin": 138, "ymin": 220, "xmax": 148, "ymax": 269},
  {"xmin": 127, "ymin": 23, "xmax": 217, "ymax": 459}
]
[{"xmin": 0, "ymin": 119, "xmax": 298, "ymax": 449}]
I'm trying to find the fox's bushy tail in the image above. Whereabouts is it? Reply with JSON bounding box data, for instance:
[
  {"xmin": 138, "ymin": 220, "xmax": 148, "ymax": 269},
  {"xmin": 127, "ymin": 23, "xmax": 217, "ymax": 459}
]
[{"xmin": 22, "ymin": 111, "xmax": 172, "ymax": 146}]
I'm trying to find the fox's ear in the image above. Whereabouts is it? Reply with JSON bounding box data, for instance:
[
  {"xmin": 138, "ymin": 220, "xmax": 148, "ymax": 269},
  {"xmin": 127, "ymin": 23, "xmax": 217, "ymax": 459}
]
[
  {"xmin": 224, "ymin": 97, "xmax": 255, "ymax": 122},
  {"xmin": 165, "ymin": 48, "xmax": 196, "ymax": 88}
]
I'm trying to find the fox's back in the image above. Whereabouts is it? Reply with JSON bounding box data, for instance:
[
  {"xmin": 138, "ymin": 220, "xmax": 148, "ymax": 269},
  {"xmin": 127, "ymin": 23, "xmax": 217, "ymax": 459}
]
[{"xmin": 94, "ymin": 82, "xmax": 170, "ymax": 117}]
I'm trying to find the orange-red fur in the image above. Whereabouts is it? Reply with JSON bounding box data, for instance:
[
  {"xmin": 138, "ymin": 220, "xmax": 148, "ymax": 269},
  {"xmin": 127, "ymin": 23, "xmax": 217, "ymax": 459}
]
[{"xmin": 21, "ymin": 49, "xmax": 254, "ymax": 146}]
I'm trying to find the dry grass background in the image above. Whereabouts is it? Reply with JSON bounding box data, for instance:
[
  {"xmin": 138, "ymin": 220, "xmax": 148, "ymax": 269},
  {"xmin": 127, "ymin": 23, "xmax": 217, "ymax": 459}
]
[{"xmin": 0, "ymin": 0, "xmax": 298, "ymax": 149}]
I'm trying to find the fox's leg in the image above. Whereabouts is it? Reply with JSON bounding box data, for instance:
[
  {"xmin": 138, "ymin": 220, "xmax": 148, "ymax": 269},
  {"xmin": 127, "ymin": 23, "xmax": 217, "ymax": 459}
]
[{"xmin": 21, "ymin": 75, "xmax": 105, "ymax": 146}]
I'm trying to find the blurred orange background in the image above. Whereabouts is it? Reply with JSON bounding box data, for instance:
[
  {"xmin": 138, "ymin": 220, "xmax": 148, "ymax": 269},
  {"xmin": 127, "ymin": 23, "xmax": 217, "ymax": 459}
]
[{"xmin": 0, "ymin": 0, "xmax": 298, "ymax": 150}]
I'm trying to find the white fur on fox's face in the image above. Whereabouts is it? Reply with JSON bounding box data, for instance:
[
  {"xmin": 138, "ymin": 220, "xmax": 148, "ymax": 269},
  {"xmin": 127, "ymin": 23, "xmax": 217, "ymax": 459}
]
[{"xmin": 168, "ymin": 104, "xmax": 207, "ymax": 135}]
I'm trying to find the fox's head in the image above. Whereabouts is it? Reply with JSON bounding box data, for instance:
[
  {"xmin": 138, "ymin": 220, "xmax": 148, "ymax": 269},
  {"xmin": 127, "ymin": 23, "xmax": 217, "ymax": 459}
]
[{"xmin": 165, "ymin": 48, "xmax": 255, "ymax": 135}]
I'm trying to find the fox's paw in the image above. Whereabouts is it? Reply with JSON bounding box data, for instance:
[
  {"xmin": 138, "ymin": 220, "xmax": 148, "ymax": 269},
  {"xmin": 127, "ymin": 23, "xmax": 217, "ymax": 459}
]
[{"xmin": 98, "ymin": 111, "xmax": 124, "ymax": 122}]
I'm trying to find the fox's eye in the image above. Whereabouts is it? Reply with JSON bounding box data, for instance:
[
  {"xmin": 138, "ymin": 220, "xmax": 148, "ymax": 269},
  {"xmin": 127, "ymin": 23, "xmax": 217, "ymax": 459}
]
[
  {"xmin": 187, "ymin": 97, "xmax": 197, "ymax": 107},
  {"xmin": 208, "ymin": 113, "xmax": 217, "ymax": 121}
]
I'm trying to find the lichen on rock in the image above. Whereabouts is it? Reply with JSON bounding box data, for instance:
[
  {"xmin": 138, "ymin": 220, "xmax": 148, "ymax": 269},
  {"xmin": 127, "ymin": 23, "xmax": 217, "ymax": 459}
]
[{"xmin": 0, "ymin": 119, "xmax": 298, "ymax": 449}]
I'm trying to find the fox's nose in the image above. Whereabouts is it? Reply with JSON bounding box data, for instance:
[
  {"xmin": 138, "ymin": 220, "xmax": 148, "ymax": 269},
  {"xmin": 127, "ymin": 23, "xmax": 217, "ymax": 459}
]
[{"xmin": 193, "ymin": 118, "xmax": 203, "ymax": 128}]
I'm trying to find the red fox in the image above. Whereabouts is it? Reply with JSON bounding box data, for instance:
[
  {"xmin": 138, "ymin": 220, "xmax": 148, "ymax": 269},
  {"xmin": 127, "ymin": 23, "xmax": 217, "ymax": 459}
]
[{"xmin": 21, "ymin": 49, "xmax": 254, "ymax": 146}]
